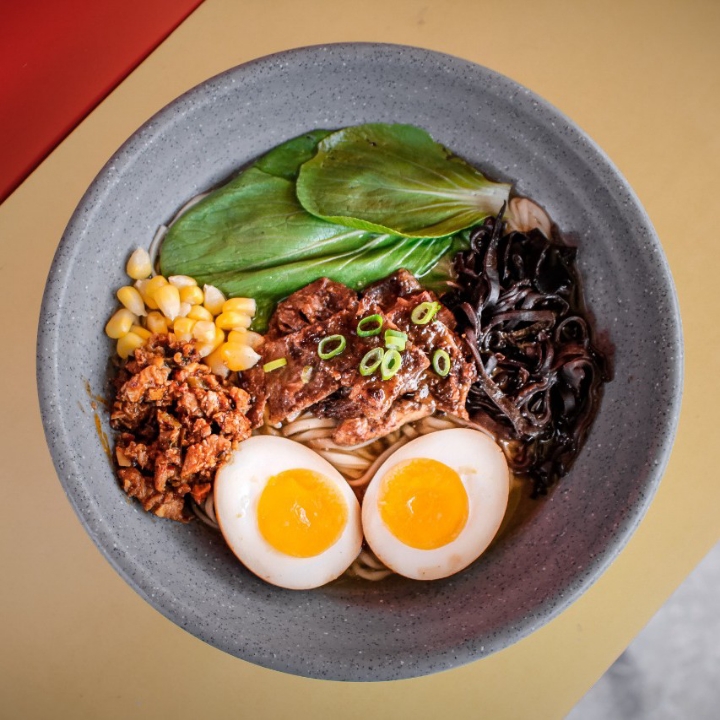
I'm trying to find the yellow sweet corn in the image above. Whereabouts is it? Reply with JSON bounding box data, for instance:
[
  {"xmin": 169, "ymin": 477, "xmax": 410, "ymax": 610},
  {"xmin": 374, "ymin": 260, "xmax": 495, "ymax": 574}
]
[
  {"xmin": 227, "ymin": 329, "xmax": 264, "ymax": 350},
  {"xmin": 130, "ymin": 324, "xmax": 152, "ymax": 341},
  {"xmin": 222, "ymin": 297, "xmax": 256, "ymax": 316},
  {"xmin": 117, "ymin": 332, "xmax": 145, "ymax": 359},
  {"xmin": 145, "ymin": 311, "xmax": 169, "ymax": 335},
  {"xmin": 196, "ymin": 326, "xmax": 226, "ymax": 358},
  {"xmin": 192, "ymin": 320, "xmax": 216, "ymax": 344},
  {"xmin": 126, "ymin": 248, "xmax": 152, "ymax": 280},
  {"xmin": 179, "ymin": 285, "xmax": 204, "ymax": 306},
  {"xmin": 153, "ymin": 283, "xmax": 181, "ymax": 321},
  {"xmin": 134, "ymin": 278, "xmax": 159, "ymax": 309},
  {"xmin": 215, "ymin": 311, "xmax": 252, "ymax": 331},
  {"xmin": 220, "ymin": 342, "xmax": 261, "ymax": 371},
  {"xmin": 187, "ymin": 304, "xmax": 213, "ymax": 322},
  {"xmin": 116, "ymin": 286, "xmax": 146, "ymax": 316},
  {"xmin": 205, "ymin": 346, "xmax": 230, "ymax": 378},
  {"xmin": 172, "ymin": 317, "xmax": 196, "ymax": 342},
  {"xmin": 203, "ymin": 284, "xmax": 226, "ymax": 315},
  {"xmin": 105, "ymin": 308, "xmax": 137, "ymax": 339},
  {"xmin": 168, "ymin": 275, "xmax": 197, "ymax": 289}
]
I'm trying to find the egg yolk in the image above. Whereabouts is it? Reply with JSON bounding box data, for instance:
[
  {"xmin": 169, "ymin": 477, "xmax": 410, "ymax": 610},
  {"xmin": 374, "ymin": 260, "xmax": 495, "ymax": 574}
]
[
  {"xmin": 257, "ymin": 469, "xmax": 348, "ymax": 558},
  {"xmin": 378, "ymin": 458, "xmax": 469, "ymax": 550}
]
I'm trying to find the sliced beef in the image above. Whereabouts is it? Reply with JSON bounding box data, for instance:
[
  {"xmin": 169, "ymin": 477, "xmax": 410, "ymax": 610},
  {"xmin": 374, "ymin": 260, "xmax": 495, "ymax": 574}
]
[
  {"xmin": 333, "ymin": 398, "xmax": 436, "ymax": 446},
  {"xmin": 256, "ymin": 268, "xmax": 478, "ymax": 445},
  {"xmin": 266, "ymin": 278, "xmax": 358, "ymax": 339},
  {"xmin": 383, "ymin": 290, "xmax": 477, "ymax": 417},
  {"xmin": 326, "ymin": 343, "xmax": 429, "ymax": 421},
  {"xmin": 361, "ymin": 269, "xmax": 423, "ymax": 307},
  {"xmin": 260, "ymin": 308, "xmax": 362, "ymax": 424}
]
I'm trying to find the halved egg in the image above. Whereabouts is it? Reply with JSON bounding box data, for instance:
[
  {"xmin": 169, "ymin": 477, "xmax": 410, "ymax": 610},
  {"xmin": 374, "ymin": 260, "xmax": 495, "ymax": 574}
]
[
  {"xmin": 361, "ymin": 428, "xmax": 509, "ymax": 580},
  {"xmin": 214, "ymin": 435, "xmax": 362, "ymax": 590}
]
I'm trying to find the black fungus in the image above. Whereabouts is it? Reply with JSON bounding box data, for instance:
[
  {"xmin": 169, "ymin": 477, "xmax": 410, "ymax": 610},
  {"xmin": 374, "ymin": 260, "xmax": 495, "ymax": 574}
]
[{"xmin": 442, "ymin": 208, "xmax": 610, "ymax": 496}]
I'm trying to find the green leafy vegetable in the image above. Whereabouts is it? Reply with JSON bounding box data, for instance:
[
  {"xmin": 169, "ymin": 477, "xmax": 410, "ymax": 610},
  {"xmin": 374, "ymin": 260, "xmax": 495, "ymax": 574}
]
[
  {"xmin": 202, "ymin": 234, "xmax": 454, "ymax": 331},
  {"xmin": 159, "ymin": 167, "xmax": 392, "ymax": 278},
  {"xmin": 158, "ymin": 126, "xmax": 508, "ymax": 333},
  {"xmin": 296, "ymin": 123, "xmax": 511, "ymax": 238},
  {"xmin": 253, "ymin": 130, "xmax": 332, "ymax": 180}
]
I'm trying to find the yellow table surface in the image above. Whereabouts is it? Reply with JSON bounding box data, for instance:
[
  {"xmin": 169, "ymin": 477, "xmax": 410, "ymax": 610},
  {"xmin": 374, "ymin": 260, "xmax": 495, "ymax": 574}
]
[{"xmin": 2, "ymin": 0, "xmax": 719, "ymax": 717}]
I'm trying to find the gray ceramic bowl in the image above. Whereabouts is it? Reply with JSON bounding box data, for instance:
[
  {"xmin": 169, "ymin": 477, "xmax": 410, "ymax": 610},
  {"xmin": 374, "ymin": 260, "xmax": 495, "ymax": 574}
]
[{"xmin": 37, "ymin": 43, "xmax": 682, "ymax": 681}]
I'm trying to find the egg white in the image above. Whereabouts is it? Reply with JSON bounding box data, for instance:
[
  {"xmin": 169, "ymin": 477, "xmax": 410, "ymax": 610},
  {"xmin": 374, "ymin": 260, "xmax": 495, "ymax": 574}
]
[
  {"xmin": 362, "ymin": 428, "xmax": 510, "ymax": 581},
  {"xmin": 214, "ymin": 435, "xmax": 362, "ymax": 590}
]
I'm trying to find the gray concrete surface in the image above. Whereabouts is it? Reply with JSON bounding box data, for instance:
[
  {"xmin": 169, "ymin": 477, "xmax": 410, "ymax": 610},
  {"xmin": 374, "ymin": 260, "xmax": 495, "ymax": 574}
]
[{"xmin": 566, "ymin": 542, "xmax": 720, "ymax": 719}]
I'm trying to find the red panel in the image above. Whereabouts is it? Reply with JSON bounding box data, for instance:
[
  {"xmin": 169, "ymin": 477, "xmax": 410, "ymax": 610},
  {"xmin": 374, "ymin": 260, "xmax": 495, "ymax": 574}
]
[{"xmin": 0, "ymin": 0, "xmax": 204, "ymax": 203}]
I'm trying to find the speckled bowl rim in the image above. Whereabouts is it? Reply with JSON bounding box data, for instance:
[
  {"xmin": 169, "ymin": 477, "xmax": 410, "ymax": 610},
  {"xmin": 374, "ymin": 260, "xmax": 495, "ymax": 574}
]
[{"xmin": 37, "ymin": 43, "xmax": 683, "ymax": 680}]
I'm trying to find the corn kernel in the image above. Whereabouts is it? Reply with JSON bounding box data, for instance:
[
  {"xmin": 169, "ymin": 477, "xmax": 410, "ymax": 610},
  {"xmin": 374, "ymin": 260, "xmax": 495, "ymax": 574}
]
[
  {"xmin": 130, "ymin": 324, "xmax": 152, "ymax": 341},
  {"xmin": 220, "ymin": 342, "xmax": 261, "ymax": 371},
  {"xmin": 227, "ymin": 329, "xmax": 264, "ymax": 350},
  {"xmin": 222, "ymin": 297, "xmax": 257, "ymax": 316},
  {"xmin": 105, "ymin": 308, "xmax": 137, "ymax": 339},
  {"xmin": 117, "ymin": 332, "xmax": 145, "ymax": 359},
  {"xmin": 187, "ymin": 304, "xmax": 213, "ymax": 322},
  {"xmin": 178, "ymin": 302, "xmax": 191, "ymax": 318},
  {"xmin": 204, "ymin": 347, "xmax": 230, "ymax": 378},
  {"xmin": 116, "ymin": 285, "xmax": 146, "ymax": 316},
  {"xmin": 168, "ymin": 275, "xmax": 197, "ymax": 289},
  {"xmin": 172, "ymin": 317, "xmax": 196, "ymax": 342},
  {"xmin": 215, "ymin": 311, "xmax": 252, "ymax": 331},
  {"xmin": 126, "ymin": 248, "xmax": 152, "ymax": 280},
  {"xmin": 203, "ymin": 284, "xmax": 226, "ymax": 315},
  {"xmin": 192, "ymin": 320, "xmax": 216, "ymax": 344},
  {"xmin": 135, "ymin": 279, "xmax": 159, "ymax": 310},
  {"xmin": 197, "ymin": 326, "xmax": 225, "ymax": 358},
  {"xmin": 153, "ymin": 283, "xmax": 181, "ymax": 321},
  {"xmin": 145, "ymin": 311, "xmax": 169, "ymax": 335},
  {"xmin": 179, "ymin": 285, "xmax": 204, "ymax": 306}
]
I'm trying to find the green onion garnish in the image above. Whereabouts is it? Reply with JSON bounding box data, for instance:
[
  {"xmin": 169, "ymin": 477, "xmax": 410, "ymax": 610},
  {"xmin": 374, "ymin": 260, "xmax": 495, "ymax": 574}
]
[
  {"xmin": 411, "ymin": 301, "xmax": 440, "ymax": 325},
  {"xmin": 432, "ymin": 348, "xmax": 451, "ymax": 377},
  {"xmin": 384, "ymin": 328, "xmax": 408, "ymax": 351},
  {"xmin": 359, "ymin": 347, "xmax": 384, "ymax": 376},
  {"xmin": 381, "ymin": 348, "xmax": 403, "ymax": 380},
  {"xmin": 263, "ymin": 358, "xmax": 287, "ymax": 373},
  {"xmin": 356, "ymin": 314, "xmax": 383, "ymax": 336},
  {"xmin": 301, "ymin": 365, "xmax": 313, "ymax": 384},
  {"xmin": 318, "ymin": 334, "xmax": 347, "ymax": 359}
]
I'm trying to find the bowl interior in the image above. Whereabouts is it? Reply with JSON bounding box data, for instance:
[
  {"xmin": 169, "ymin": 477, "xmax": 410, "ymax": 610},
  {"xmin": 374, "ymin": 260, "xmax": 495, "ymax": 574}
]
[{"xmin": 37, "ymin": 43, "xmax": 682, "ymax": 681}]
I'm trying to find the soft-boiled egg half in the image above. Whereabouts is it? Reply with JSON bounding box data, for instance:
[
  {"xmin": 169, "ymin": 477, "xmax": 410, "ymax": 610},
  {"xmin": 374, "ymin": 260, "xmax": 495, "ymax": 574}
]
[
  {"xmin": 362, "ymin": 428, "xmax": 510, "ymax": 580},
  {"xmin": 214, "ymin": 436, "xmax": 362, "ymax": 590}
]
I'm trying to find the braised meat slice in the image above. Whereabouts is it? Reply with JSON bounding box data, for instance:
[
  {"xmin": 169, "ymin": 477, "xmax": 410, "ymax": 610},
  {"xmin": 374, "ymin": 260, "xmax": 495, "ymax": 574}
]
[
  {"xmin": 266, "ymin": 278, "xmax": 358, "ymax": 339},
  {"xmin": 260, "ymin": 308, "xmax": 362, "ymax": 424},
  {"xmin": 383, "ymin": 290, "xmax": 477, "ymax": 417},
  {"xmin": 111, "ymin": 334, "xmax": 254, "ymax": 521},
  {"xmin": 256, "ymin": 269, "xmax": 478, "ymax": 445},
  {"xmin": 333, "ymin": 398, "xmax": 436, "ymax": 446},
  {"xmin": 361, "ymin": 269, "xmax": 423, "ymax": 308},
  {"xmin": 261, "ymin": 296, "xmax": 441, "ymax": 425},
  {"xmin": 324, "ymin": 342, "xmax": 429, "ymax": 421}
]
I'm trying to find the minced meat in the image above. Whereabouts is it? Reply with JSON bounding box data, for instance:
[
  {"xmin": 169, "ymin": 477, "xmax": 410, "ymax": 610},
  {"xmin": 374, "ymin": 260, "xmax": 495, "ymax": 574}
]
[{"xmin": 110, "ymin": 334, "xmax": 253, "ymax": 521}]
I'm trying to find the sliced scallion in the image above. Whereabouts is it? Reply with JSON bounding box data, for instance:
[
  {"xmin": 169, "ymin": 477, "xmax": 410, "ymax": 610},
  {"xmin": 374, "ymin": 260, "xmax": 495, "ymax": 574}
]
[
  {"xmin": 359, "ymin": 347, "xmax": 384, "ymax": 376},
  {"xmin": 356, "ymin": 314, "xmax": 383, "ymax": 336},
  {"xmin": 263, "ymin": 357, "xmax": 287, "ymax": 373},
  {"xmin": 411, "ymin": 301, "xmax": 440, "ymax": 325},
  {"xmin": 384, "ymin": 328, "xmax": 408, "ymax": 351},
  {"xmin": 318, "ymin": 334, "xmax": 346, "ymax": 359},
  {"xmin": 381, "ymin": 349, "xmax": 403, "ymax": 380},
  {"xmin": 432, "ymin": 348, "xmax": 451, "ymax": 377},
  {"xmin": 301, "ymin": 365, "xmax": 314, "ymax": 384}
]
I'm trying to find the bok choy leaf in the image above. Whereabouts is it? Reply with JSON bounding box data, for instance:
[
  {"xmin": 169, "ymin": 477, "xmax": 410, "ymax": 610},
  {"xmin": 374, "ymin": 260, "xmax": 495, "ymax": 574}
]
[
  {"xmin": 195, "ymin": 235, "xmax": 454, "ymax": 331},
  {"xmin": 159, "ymin": 167, "xmax": 394, "ymax": 278},
  {"xmin": 296, "ymin": 123, "xmax": 511, "ymax": 238}
]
